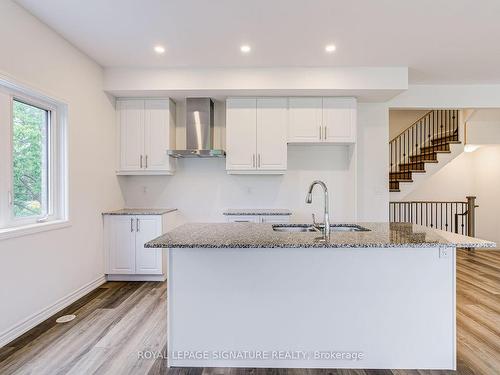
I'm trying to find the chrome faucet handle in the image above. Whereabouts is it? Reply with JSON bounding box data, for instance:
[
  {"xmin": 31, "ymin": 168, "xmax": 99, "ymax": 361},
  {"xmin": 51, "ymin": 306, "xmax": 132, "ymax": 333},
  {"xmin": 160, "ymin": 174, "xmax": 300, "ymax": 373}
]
[{"xmin": 312, "ymin": 214, "xmax": 323, "ymax": 227}]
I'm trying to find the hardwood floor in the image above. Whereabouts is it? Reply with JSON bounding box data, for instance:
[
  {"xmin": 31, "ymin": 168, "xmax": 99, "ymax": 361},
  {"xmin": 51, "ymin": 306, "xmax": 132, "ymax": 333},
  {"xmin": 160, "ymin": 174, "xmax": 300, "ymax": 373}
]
[{"xmin": 1, "ymin": 249, "xmax": 499, "ymax": 375}]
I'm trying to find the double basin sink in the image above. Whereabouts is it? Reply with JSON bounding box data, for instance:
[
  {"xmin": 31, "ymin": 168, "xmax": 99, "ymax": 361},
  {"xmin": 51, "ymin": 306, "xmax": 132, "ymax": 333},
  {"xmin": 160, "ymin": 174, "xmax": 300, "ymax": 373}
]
[{"xmin": 272, "ymin": 224, "xmax": 370, "ymax": 233}]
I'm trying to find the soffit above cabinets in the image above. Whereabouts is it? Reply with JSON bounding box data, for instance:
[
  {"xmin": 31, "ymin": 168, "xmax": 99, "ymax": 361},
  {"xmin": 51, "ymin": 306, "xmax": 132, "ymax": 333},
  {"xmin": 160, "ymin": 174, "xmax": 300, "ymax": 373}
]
[{"xmin": 104, "ymin": 67, "xmax": 408, "ymax": 102}]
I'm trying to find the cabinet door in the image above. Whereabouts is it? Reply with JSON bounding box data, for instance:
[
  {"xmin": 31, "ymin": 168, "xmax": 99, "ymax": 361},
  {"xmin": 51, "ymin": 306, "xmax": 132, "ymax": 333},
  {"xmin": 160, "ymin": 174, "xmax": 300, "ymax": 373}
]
[
  {"xmin": 144, "ymin": 99, "xmax": 173, "ymax": 172},
  {"xmin": 256, "ymin": 98, "xmax": 287, "ymax": 171},
  {"xmin": 288, "ymin": 97, "xmax": 323, "ymax": 143},
  {"xmin": 118, "ymin": 100, "xmax": 145, "ymax": 171},
  {"xmin": 226, "ymin": 98, "xmax": 257, "ymax": 171},
  {"xmin": 323, "ymin": 97, "xmax": 356, "ymax": 143},
  {"xmin": 135, "ymin": 216, "xmax": 163, "ymax": 274},
  {"xmin": 107, "ymin": 216, "xmax": 136, "ymax": 274}
]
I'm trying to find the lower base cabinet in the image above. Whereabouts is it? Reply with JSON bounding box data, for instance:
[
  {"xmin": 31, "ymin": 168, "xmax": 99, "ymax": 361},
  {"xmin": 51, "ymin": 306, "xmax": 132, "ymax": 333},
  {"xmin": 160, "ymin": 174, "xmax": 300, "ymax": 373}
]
[{"xmin": 104, "ymin": 212, "xmax": 178, "ymax": 281}]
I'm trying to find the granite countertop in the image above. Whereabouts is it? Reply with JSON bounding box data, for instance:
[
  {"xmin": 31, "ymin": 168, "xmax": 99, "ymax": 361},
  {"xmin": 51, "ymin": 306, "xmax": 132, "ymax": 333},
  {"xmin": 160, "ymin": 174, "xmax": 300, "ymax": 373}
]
[
  {"xmin": 223, "ymin": 209, "xmax": 292, "ymax": 216},
  {"xmin": 102, "ymin": 208, "xmax": 177, "ymax": 216},
  {"xmin": 145, "ymin": 222, "xmax": 496, "ymax": 249}
]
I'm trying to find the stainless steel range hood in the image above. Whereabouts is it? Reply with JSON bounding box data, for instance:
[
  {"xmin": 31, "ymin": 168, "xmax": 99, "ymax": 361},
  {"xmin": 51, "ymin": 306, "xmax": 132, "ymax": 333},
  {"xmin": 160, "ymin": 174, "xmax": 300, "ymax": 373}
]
[{"xmin": 167, "ymin": 98, "xmax": 226, "ymax": 158}]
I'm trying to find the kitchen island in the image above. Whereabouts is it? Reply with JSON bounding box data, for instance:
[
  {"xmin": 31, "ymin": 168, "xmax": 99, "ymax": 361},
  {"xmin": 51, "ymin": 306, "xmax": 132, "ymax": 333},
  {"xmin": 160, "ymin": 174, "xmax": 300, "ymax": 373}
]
[{"xmin": 146, "ymin": 222, "xmax": 494, "ymax": 370}]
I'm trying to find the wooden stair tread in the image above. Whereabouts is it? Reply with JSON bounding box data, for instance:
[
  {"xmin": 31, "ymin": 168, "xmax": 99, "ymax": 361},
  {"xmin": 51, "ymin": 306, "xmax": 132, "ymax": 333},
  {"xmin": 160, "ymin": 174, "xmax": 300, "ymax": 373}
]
[
  {"xmin": 418, "ymin": 150, "xmax": 451, "ymax": 156},
  {"xmin": 432, "ymin": 134, "xmax": 458, "ymax": 142},
  {"xmin": 420, "ymin": 144, "xmax": 450, "ymax": 152},
  {"xmin": 389, "ymin": 189, "xmax": 400, "ymax": 192},
  {"xmin": 405, "ymin": 159, "xmax": 438, "ymax": 163},
  {"xmin": 400, "ymin": 160, "xmax": 438, "ymax": 165},
  {"xmin": 389, "ymin": 178, "xmax": 413, "ymax": 182}
]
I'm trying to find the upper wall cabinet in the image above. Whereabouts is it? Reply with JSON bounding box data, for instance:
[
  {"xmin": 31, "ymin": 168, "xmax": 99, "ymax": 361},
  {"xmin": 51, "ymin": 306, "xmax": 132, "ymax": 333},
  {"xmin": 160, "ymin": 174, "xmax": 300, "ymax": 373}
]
[
  {"xmin": 288, "ymin": 97, "xmax": 357, "ymax": 143},
  {"xmin": 226, "ymin": 97, "xmax": 287, "ymax": 174},
  {"xmin": 116, "ymin": 99, "xmax": 176, "ymax": 175}
]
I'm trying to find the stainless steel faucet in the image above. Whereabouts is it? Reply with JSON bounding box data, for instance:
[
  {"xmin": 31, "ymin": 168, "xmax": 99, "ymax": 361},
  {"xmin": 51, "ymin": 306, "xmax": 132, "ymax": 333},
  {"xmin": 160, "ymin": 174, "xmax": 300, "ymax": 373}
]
[{"xmin": 305, "ymin": 180, "xmax": 330, "ymax": 237}]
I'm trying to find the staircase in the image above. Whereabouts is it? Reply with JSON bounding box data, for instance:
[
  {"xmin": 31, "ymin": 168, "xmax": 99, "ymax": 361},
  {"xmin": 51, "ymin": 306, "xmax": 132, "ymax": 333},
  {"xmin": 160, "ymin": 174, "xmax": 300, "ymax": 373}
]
[{"xmin": 389, "ymin": 110, "xmax": 461, "ymax": 193}]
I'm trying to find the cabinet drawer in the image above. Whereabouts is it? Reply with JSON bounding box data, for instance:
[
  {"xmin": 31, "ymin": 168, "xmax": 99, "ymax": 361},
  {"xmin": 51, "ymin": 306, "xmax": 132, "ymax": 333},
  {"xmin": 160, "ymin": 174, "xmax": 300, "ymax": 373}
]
[{"xmin": 226, "ymin": 215, "xmax": 260, "ymax": 223}]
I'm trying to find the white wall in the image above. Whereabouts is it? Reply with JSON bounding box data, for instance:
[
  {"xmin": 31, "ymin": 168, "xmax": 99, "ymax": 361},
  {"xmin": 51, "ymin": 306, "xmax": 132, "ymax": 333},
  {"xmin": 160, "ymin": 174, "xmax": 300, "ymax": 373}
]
[
  {"xmin": 466, "ymin": 109, "xmax": 500, "ymax": 144},
  {"xmin": 472, "ymin": 146, "xmax": 500, "ymax": 243},
  {"xmin": 120, "ymin": 102, "xmax": 389, "ymax": 222},
  {"xmin": 0, "ymin": 0, "xmax": 123, "ymax": 343},
  {"xmin": 389, "ymin": 109, "xmax": 429, "ymax": 140},
  {"xmin": 403, "ymin": 146, "xmax": 500, "ymax": 244}
]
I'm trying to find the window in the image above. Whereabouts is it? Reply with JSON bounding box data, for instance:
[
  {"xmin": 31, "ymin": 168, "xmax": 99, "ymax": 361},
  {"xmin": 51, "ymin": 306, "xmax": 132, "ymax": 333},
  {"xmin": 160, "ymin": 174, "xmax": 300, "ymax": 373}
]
[
  {"xmin": 0, "ymin": 79, "xmax": 67, "ymax": 236},
  {"xmin": 12, "ymin": 100, "xmax": 50, "ymax": 219}
]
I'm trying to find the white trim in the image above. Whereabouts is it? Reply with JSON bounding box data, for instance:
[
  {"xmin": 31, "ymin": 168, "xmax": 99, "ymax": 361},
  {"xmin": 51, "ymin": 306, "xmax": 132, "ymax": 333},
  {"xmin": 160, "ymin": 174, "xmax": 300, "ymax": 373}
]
[
  {"xmin": 106, "ymin": 274, "xmax": 166, "ymax": 282},
  {"xmin": 0, "ymin": 275, "xmax": 106, "ymax": 348},
  {"xmin": 115, "ymin": 170, "xmax": 174, "ymax": 176},
  {"xmin": 226, "ymin": 170, "xmax": 286, "ymax": 175},
  {"xmin": 0, "ymin": 219, "xmax": 71, "ymax": 241}
]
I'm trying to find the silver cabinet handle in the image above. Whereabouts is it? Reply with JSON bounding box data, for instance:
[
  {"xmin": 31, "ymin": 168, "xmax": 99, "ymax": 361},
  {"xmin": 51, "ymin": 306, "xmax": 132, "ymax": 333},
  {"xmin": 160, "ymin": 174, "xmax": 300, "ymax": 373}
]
[
  {"xmin": 324, "ymin": 126, "xmax": 327, "ymax": 140},
  {"xmin": 130, "ymin": 218, "xmax": 134, "ymax": 232},
  {"xmin": 140, "ymin": 155, "xmax": 143, "ymax": 168},
  {"xmin": 319, "ymin": 126, "xmax": 322, "ymax": 140},
  {"xmin": 145, "ymin": 155, "xmax": 148, "ymax": 169},
  {"xmin": 252, "ymin": 154, "xmax": 256, "ymax": 168},
  {"xmin": 257, "ymin": 154, "xmax": 261, "ymax": 168},
  {"xmin": 136, "ymin": 218, "xmax": 140, "ymax": 232}
]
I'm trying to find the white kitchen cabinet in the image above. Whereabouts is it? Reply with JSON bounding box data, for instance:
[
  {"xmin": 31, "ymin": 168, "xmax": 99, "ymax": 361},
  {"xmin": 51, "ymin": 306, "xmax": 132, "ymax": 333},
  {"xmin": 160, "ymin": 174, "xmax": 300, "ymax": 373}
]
[
  {"xmin": 288, "ymin": 97, "xmax": 356, "ymax": 144},
  {"xmin": 117, "ymin": 98, "xmax": 176, "ymax": 175},
  {"xmin": 118, "ymin": 100, "xmax": 144, "ymax": 171},
  {"xmin": 107, "ymin": 215, "xmax": 136, "ymax": 274},
  {"xmin": 288, "ymin": 97, "xmax": 323, "ymax": 143},
  {"xmin": 256, "ymin": 98, "xmax": 288, "ymax": 170},
  {"xmin": 104, "ymin": 211, "xmax": 178, "ymax": 281},
  {"xmin": 225, "ymin": 215, "xmax": 261, "ymax": 223},
  {"xmin": 226, "ymin": 97, "xmax": 287, "ymax": 174},
  {"xmin": 134, "ymin": 216, "xmax": 163, "ymax": 274},
  {"xmin": 226, "ymin": 215, "xmax": 290, "ymax": 223},
  {"xmin": 225, "ymin": 98, "xmax": 257, "ymax": 171},
  {"xmin": 323, "ymin": 97, "xmax": 357, "ymax": 143}
]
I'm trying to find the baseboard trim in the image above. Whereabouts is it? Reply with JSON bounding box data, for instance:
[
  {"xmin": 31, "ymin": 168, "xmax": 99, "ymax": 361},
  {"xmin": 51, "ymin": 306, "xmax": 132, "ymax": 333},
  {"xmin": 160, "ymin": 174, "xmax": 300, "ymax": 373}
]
[
  {"xmin": 0, "ymin": 275, "xmax": 106, "ymax": 348},
  {"xmin": 106, "ymin": 274, "xmax": 166, "ymax": 282}
]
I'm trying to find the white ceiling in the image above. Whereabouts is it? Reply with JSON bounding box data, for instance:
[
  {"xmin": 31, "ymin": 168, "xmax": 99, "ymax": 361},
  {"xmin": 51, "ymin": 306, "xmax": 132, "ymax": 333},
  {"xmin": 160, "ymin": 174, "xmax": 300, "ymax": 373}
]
[{"xmin": 15, "ymin": 0, "xmax": 500, "ymax": 84}]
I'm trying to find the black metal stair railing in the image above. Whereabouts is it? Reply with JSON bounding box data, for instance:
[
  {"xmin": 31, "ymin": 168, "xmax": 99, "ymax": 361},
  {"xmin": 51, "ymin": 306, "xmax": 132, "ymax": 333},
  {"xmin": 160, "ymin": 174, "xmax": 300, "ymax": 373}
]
[
  {"xmin": 389, "ymin": 196, "xmax": 477, "ymax": 236},
  {"xmin": 389, "ymin": 110, "xmax": 459, "ymax": 190}
]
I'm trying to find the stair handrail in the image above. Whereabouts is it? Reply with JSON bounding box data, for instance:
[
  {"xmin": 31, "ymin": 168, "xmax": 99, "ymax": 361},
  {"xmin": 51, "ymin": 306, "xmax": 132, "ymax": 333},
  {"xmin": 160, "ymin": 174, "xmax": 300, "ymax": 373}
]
[{"xmin": 389, "ymin": 196, "xmax": 477, "ymax": 237}]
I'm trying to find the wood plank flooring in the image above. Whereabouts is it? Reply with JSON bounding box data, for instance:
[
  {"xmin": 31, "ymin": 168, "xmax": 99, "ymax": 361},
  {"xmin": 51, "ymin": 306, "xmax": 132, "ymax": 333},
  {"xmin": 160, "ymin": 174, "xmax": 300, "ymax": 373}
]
[{"xmin": 0, "ymin": 249, "xmax": 499, "ymax": 375}]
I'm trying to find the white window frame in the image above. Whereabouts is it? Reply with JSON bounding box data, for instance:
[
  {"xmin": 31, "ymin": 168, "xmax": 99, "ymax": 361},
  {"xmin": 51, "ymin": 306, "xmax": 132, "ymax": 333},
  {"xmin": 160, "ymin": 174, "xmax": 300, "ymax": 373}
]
[{"xmin": 0, "ymin": 77, "xmax": 69, "ymax": 240}]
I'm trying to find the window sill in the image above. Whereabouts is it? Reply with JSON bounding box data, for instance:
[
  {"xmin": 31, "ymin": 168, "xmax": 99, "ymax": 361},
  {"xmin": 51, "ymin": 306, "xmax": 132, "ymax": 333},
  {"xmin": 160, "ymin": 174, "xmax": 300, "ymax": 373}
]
[{"xmin": 0, "ymin": 219, "xmax": 71, "ymax": 241}]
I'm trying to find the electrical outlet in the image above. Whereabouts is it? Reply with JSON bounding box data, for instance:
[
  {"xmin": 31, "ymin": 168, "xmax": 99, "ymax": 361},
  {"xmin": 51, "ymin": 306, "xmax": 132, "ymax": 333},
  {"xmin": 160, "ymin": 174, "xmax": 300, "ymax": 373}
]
[{"xmin": 439, "ymin": 248, "xmax": 450, "ymax": 259}]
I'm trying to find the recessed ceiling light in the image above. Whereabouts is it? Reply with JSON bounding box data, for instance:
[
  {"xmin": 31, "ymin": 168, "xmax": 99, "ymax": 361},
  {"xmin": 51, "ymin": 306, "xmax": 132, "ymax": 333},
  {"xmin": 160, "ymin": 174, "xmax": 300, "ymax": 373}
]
[
  {"xmin": 325, "ymin": 44, "xmax": 336, "ymax": 53},
  {"xmin": 240, "ymin": 45, "xmax": 251, "ymax": 53},
  {"xmin": 154, "ymin": 45, "xmax": 166, "ymax": 54}
]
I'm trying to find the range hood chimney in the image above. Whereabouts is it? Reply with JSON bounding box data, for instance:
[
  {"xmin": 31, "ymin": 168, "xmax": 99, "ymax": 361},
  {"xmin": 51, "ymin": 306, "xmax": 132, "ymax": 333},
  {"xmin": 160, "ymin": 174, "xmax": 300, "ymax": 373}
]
[{"xmin": 167, "ymin": 98, "xmax": 226, "ymax": 158}]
